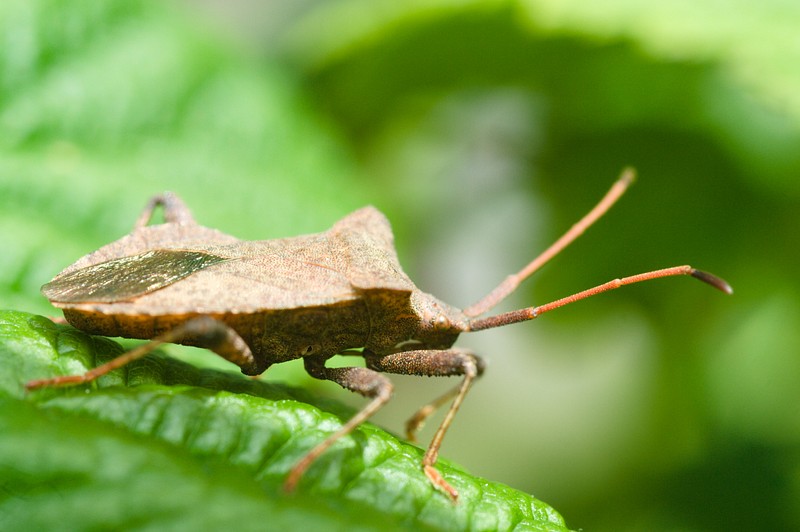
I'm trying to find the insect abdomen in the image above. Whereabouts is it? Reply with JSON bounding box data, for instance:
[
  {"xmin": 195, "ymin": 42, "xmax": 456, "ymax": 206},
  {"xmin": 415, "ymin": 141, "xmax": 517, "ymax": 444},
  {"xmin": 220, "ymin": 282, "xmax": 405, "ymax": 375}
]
[{"xmin": 62, "ymin": 309, "xmax": 202, "ymax": 340}]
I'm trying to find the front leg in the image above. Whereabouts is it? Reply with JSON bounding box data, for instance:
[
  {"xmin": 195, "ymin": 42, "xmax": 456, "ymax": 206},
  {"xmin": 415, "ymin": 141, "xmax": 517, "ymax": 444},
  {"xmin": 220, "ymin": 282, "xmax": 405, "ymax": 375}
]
[
  {"xmin": 284, "ymin": 355, "xmax": 394, "ymax": 492},
  {"xmin": 365, "ymin": 348, "xmax": 485, "ymax": 502}
]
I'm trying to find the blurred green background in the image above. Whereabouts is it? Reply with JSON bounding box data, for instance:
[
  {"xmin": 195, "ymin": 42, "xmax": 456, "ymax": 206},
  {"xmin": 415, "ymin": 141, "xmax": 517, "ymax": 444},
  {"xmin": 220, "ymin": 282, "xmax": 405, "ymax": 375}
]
[{"xmin": 2, "ymin": 1, "xmax": 799, "ymax": 530}]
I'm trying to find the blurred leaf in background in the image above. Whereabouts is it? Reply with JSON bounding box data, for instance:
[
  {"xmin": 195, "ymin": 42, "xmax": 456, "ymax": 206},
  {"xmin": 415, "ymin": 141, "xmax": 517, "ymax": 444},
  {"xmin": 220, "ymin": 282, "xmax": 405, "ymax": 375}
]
[{"xmin": 2, "ymin": 0, "xmax": 800, "ymax": 530}]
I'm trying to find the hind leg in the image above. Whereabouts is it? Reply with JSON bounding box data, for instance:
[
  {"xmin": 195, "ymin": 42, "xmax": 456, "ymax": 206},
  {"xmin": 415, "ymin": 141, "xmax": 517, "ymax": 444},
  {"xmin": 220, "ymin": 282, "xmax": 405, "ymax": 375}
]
[{"xmin": 26, "ymin": 317, "xmax": 258, "ymax": 390}]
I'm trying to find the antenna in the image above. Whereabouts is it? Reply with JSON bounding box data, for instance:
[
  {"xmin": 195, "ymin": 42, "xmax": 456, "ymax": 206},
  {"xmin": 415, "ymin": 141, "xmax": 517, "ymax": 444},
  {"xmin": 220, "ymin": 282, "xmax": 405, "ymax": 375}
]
[
  {"xmin": 464, "ymin": 168, "xmax": 636, "ymax": 318},
  {"xmin": 468, "ymin": 265, "xmax": 732, "ymax": 331},
  {"xmin": 462, "ymin": 168, "xmax": 732, "ymax": 330}
]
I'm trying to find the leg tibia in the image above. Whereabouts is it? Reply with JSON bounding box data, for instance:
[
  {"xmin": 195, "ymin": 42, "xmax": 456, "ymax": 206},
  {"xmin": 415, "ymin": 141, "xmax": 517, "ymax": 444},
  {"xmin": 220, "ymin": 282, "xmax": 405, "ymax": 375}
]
[
  {"xmin": 133, "ymin": 192, "xmax": 196, "ymax": 229},
  {"xmin": 26, "ymin": 317, "xmax": 257, "ymax": 390}
]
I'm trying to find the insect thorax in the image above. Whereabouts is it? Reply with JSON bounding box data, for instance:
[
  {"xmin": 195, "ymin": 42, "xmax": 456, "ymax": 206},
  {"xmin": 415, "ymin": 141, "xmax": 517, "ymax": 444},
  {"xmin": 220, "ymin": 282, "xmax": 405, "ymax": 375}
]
[
  {"xmin": 361, "ymin": 290, "xmax": 465, "ymax": 354},
  {"xmin": 245, "ymin": 301, "xmax": 371, "ymax": 366}
]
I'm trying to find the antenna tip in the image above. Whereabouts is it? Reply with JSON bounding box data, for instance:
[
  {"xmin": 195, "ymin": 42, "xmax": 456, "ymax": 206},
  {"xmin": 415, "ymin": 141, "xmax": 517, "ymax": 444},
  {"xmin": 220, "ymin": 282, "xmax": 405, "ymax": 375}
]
[
  {"xmin": 620, "ymin": 167, "xmax": 637, "ymax": 185},
  {"xmin": 690, "ymin": 269, "xmax": 733, "ymax": 294}
]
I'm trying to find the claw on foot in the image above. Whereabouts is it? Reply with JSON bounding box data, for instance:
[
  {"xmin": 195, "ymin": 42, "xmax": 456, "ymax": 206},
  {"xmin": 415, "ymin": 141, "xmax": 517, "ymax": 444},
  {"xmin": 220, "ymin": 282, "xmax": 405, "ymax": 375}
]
[{"xmin": 424, "ymin": 464, "xmax": 459, "ymax": 502}]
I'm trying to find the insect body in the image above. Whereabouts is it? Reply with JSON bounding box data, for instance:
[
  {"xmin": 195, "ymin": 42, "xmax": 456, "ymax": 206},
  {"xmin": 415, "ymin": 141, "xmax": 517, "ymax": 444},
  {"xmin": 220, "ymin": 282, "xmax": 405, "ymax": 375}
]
[{"xmin": 27, "ymin": 169, "xmax": 731, "ymax": 501}]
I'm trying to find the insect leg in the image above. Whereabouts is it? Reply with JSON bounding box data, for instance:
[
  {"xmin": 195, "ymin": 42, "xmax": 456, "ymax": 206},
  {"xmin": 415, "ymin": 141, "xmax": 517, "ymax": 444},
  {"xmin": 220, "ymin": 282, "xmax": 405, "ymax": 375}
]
[
  {"xmin": 365, "ymin": 348, "xmax": 485, "ymax": 502},
  {"xmin": 133, "ymin": 192, "xmax": 197, "ymax": 229},
  {"xmin": 26, "ymin": 317, "xmax": 258, "ymax": 390},
  {"xmin": 284, "ymin": 355, "xmax": 393, "ymax": 492},
  {"xmin": 404, "ymin": 386, "xmax": 461, "ymax": 443}
]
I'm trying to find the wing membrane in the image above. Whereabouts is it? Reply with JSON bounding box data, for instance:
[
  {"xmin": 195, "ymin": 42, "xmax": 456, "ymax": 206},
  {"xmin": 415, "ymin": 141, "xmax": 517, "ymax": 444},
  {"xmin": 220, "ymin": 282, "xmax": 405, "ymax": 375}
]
[{"xmin": 42, "ymin": 250, "xmax": 228, "ymax": 303}]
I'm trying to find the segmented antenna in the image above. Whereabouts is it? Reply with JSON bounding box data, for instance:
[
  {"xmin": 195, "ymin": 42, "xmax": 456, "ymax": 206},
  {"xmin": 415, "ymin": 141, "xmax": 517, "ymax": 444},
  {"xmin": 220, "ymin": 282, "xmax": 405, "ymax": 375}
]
[
  {"xmin": 464, "ymin": 168, "xmax": 636, "ymax": 318},
  {"xmin": 468, "ymin": 266, "xmax": 732, "ymax": 331},
  {"xmin": 463, "ymin": 168, "xmax": 731, "ymax": 331}
]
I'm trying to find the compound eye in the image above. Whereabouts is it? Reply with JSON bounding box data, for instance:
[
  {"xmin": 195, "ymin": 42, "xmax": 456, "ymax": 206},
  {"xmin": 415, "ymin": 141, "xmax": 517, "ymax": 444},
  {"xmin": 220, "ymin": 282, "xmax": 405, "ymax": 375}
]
[{"xmin": 434, "ymin": 315, "xmax": 449, "ymax": 330}]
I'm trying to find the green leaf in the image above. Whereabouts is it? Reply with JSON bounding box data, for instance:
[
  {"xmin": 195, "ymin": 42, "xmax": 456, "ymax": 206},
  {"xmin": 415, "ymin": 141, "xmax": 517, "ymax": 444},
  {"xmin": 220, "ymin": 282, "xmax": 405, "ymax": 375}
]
[
  {"xmin": 0, "ymin": 398, "xmax": 388, "ymax": 531},
  {"xmin": 1, "ymin": 310, "xmax": 570, "ymax": 531}
]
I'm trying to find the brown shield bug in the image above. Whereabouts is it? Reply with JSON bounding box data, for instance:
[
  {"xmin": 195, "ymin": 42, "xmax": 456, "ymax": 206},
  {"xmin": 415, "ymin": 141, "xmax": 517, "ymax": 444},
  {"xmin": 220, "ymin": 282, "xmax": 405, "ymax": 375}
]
[{"xmin": 26, "ymin": 168, "xmax": 731, "ymax": 501}]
